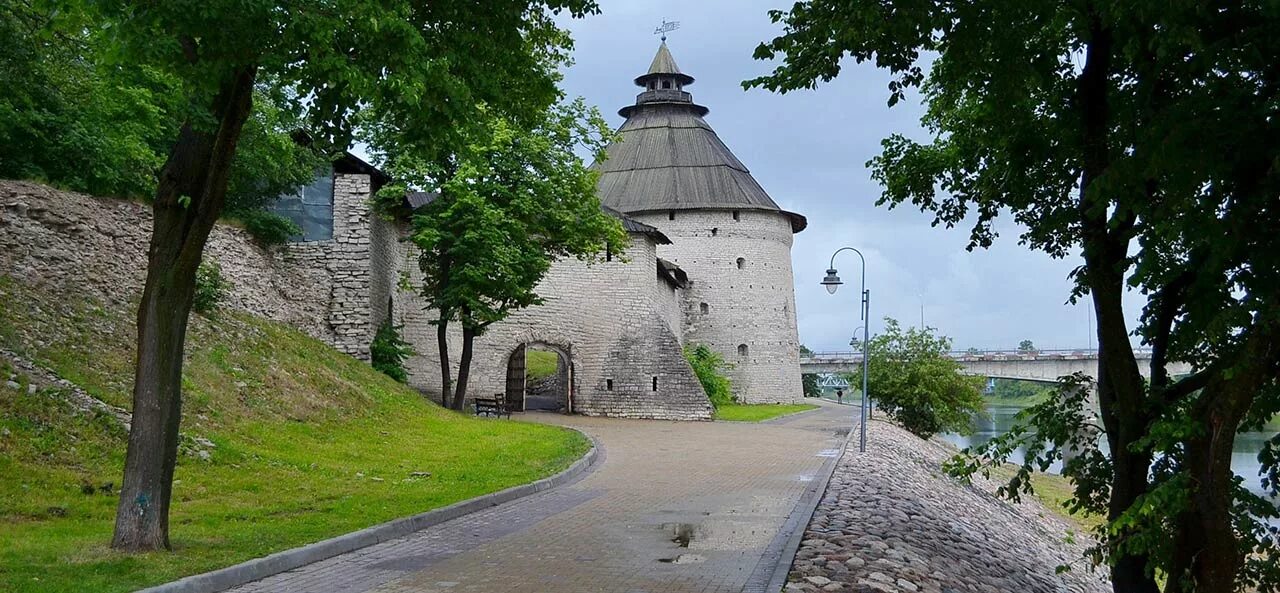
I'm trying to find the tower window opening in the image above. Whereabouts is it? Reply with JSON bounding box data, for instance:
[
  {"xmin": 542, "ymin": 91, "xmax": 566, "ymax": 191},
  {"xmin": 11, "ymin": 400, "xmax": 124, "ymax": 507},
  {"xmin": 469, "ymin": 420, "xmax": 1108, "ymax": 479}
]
[
  {"xmin": 699, "ymin": 302, "xmax": 709, "ymax": 314},
  {"xmin": 668, "ymin": 211, "xmax": 675, "ymax": 221},
  {"xmin": 652, "ymin": 376, "xmax": 659, "ymax": 391},
  {"xmin": 662, "ymin": 80, "xmax": 672, "ymax": 89},
  {"xmin": 738, "ymin": 344, "xmax": 749, "ymax": 357},
  {"xmin": 606, "ymin": 379, "xmax": 614, "ymax": 391},
  {"xmin": 732, "ymin": 210, "xmax": 740, "ymax": 221},
  {"xmin": 736, "ymin": 257, "xmax": 745, "ymax": 270}
]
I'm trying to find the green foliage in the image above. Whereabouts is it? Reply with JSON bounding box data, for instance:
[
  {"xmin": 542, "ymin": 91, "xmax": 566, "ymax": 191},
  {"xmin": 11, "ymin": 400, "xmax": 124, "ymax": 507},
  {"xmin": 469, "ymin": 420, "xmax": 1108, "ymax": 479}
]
[
  {"xmin": 850, "ymin": 318, "xmax": 985, "ymax": 439},
  {"xmin": 0, "ymin": 1, "xmax": 178, "ymax": 197},
  {"xmin": 802, "ymin": 373, "xmax": 822, "ymax": 398},
  {"xmin": 748, "ymin": 2, "xmax": 1280, "ymax": 589},
  {"xmin": 684, "ymin": 344, "xmax": 735, "ymax": 408},
  {"xmin": 1017, "ymin": 340, "xmax": 1038, "ymax": 354},
  {"xmin": 239, "ymin": 210, "xmax": 301, "ymax": 246},
  {"xmin": 0, "ymin": 5, "xmax": 321, "ymax": 206},
  {"xmin": 191, "ymin": 262, "xmax": 230, "ymax": 315},
  {"xmin": 370, "ymin": 320, "xmax": 413, "ymax": 383}
]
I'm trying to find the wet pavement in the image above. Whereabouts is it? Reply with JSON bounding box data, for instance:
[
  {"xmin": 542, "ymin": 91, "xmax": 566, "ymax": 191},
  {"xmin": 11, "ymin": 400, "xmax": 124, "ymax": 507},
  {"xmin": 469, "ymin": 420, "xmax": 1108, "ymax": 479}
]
[{"xmin": 226, "ymin": 401, "xmax": 850, "ymax": 593}]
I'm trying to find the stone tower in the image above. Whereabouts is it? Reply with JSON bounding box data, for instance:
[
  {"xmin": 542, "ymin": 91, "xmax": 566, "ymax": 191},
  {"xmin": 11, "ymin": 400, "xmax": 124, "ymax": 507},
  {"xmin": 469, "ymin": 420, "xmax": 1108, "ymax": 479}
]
[{"xmin": 593, "ymin": 42, "xmax": 807, "ymax": 404}]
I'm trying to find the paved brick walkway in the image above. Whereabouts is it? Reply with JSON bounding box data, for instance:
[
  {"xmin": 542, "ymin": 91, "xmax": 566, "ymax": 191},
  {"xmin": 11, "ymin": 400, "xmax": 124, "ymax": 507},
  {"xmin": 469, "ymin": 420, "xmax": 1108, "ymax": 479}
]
[{"xmin": 227, "ymin": 402, "xmax": 851, "ymax": 593}]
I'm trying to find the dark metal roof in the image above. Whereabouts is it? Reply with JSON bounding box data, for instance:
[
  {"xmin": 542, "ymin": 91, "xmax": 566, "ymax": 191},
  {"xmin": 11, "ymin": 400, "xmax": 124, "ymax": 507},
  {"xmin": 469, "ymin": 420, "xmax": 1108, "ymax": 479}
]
[
  {"xmin": 288, "ymin": 130, "xmax": 392, "ymax": 192},
  {"xmin": 405, "ymin": 191, "xmax": 439, "ymax": 210},
  {"xmin": 603, "ymin": 205, "xmax": 672, "ymax": 244},
  {"xmin": 333, "ymin": 152, "xmax": 391, "ymax": 190},
  {"xmin": 657, "ymin": 258, "xmax": 689, "ymax": 288},
  {"xmin": 594, "ymin": 44, "xmax": 806, "ymax": 233}
]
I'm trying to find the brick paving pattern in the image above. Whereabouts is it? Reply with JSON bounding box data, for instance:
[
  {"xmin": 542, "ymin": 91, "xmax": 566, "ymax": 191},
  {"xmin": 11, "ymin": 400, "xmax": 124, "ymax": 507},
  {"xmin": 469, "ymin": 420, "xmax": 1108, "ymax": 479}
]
[{"xmin": 228, "ymin": 403, "xmax": 850, "ymax": 593}]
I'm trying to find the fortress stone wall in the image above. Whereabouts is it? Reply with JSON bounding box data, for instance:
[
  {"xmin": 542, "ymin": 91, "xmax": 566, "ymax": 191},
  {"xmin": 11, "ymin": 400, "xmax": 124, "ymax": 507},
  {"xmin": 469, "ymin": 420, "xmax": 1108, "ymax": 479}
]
[
  {"xmin": 0, "ymin": 180, "xmax": 334, "ymax": 340},
  {"xmin": 396, "ymin": 228, "xmax": 711, "ymax": 420},
  {"xmin": 630, "ymin": 209, "xmax": 802, "ymax": 404}
]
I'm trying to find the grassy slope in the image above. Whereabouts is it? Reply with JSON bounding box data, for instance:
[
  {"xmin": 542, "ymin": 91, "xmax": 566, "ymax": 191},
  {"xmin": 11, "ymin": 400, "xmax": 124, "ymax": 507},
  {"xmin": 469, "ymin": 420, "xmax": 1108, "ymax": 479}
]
[
  {"xmin": 525, "ymin": 349, "xmax": 559, "ymax": 381},
  {"xmin": 714, "ymin": 403, "xmax": 819, "ymax": 423},
  {"xmin": 0, "ymin": 277, "xmax": 589, "ymax": 593}
]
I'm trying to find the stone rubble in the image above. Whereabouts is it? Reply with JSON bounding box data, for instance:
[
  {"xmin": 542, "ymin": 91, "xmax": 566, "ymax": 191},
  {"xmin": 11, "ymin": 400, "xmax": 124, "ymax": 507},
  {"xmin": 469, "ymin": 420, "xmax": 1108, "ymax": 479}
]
[
  {"xmin": 786, "ymin": 420, "xmax": 1110, "ymax": 593},
  {"xmin": 1, "ymin": 347, "xmax": 132, "ymax": 430}
]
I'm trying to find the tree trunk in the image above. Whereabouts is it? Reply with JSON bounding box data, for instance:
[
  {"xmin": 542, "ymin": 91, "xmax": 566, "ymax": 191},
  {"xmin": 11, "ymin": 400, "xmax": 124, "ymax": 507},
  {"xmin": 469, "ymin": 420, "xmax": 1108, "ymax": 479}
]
[
  {"xmin": 436, "ymin": 316, "xmax": 452, "ymax": 408},
  {"xmin": 112, "ymin": 66, "xmax": 257, "ymax": 552},
  {"xmin": 1075, "ymin": 11, "xmax": 1160, "ymax": 592},
  {"xmin": 1165, "ymin": 320, "xmax": 1277, "ymax": 593},
  {"xmin": 451, "ymin": 325, "xmax": 477, "ymax": 410}
]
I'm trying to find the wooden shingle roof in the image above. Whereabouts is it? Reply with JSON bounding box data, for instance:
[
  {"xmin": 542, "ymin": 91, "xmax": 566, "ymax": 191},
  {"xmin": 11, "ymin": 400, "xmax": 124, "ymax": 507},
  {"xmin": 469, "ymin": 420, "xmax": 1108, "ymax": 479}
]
[{"xmin": 593, "ymin": 43, "xmax": 806, "ymax": 233}]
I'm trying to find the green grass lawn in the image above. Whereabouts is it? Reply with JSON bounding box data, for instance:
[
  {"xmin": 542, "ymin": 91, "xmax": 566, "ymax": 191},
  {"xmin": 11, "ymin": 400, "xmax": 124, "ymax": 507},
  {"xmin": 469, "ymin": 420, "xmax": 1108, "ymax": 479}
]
[
  {"xmin": 988, "ymin": 466, "xmax": 1104, "ymax": 535},
  {"xmin": 0, "ymin": 277, "xmax": 589, "ymax": 593},
  {"xmin": 713, "ymin": 402, "xmax": 819, "ymax": 422},
  {"xmin": 525, "ymin": 349, "xmax": 559, "ymax": 381}
]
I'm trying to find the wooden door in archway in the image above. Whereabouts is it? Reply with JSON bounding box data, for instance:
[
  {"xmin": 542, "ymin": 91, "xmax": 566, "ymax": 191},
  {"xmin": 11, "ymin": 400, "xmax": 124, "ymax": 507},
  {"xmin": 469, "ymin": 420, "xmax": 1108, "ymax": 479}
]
[
  {"xmin": 565, "ymin": 361, "xmax": 574, "ymax": 414},
  {"xmin": 505, "ymin": 344, "xmax": 526, "ymax": 412}
]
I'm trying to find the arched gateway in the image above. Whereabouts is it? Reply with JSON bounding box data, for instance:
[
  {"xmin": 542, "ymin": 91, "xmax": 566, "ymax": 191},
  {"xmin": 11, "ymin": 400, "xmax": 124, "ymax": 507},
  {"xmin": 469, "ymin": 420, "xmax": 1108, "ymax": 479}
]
[{"xmin": 504, "ymin": 342, "xmax": 575, "ymax": 413}]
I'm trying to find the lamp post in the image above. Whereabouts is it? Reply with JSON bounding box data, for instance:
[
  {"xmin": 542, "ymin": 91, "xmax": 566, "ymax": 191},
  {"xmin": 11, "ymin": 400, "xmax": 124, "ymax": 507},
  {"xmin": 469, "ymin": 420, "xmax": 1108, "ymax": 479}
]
[
  {"xmin": 821, "ymin": 247, "xmax": 869, "ymax": 453},
  {"xmin": 917, "ymin": 293, "xmax": 925, "ymax": 329}
]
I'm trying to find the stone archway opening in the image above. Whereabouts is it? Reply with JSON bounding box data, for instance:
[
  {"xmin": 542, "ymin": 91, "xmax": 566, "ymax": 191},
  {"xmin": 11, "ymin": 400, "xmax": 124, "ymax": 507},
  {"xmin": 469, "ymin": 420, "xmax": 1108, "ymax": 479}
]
[{"xmin": 505, "ymin": 342, "xmax": 573, "ymax": 413}]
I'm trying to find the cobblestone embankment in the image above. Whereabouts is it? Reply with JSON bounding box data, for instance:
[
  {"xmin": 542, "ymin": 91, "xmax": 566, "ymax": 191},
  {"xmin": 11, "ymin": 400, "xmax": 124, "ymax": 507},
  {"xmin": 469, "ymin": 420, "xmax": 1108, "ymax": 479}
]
[{"xmin": 786, "ymin": 420, "xmax": 1110, "ymax": 593}]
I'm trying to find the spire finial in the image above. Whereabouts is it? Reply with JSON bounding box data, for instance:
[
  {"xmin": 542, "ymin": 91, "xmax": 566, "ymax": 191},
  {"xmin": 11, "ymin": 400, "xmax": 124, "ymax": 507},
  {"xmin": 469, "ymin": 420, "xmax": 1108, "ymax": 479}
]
[{"xmin": 654, "ymin": 19, "xmax": 680, "ymax": 42}]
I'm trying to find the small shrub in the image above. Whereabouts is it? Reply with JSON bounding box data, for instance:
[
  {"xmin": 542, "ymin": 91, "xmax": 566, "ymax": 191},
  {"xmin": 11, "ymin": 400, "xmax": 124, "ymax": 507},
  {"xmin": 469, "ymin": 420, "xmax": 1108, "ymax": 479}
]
[
  {"xmin": 856, "ymin": 318, "xmax": 986, "ymax": 438},
  {"xmin": 684, "ymin": 344, "xmax": 734, "ymax": 407},
  {"xmin": 371, "ymin": 320, "xmax": 413, "ymax": 383},
  {"xmin": 193, "ymin": 262, "xmax": 231, "ymax": 315},
  {"xmin": 241, "ymin": 210, "xmax": 301, "ymax": 246}
]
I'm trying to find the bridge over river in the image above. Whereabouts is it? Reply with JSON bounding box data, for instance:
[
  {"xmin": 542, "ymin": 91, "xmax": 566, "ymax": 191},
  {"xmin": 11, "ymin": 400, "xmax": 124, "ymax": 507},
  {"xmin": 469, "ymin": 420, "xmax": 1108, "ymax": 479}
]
[{"xmin": 800, "ymin": 348, "xmax": 1193, "ymax": 385}]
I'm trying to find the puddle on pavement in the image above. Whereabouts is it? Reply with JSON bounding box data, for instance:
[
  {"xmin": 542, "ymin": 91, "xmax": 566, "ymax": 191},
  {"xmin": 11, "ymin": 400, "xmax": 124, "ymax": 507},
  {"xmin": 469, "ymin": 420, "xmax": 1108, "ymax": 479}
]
[
  {"xmin": 796, "ymin": 474, "xmax": 815, "ymax": 482},
  {"xmin": 666, "ymin": 522, "xmax": 696, "ymax": 547},
  {"xmin": 816, "ymin": 449, "xmax": 840, "ymax": 458},
  {"xmin": 658, "ymin": 553, "xmax": 706, "ymax": 564}
]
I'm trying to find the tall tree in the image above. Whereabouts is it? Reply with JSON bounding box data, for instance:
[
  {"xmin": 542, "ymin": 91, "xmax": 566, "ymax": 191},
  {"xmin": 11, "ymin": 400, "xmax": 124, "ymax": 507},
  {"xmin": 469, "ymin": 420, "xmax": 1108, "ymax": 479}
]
[
  {"xmin": 40, "ymin": 0, "xmax": 598, "ymax": 552},
  {"xmin": 746, "ymin": 2, "xmax": 1280, "ymax": 591},
  {"xmin": 378, "ymin": 99, "xmax": 626, "ymax": 410}
]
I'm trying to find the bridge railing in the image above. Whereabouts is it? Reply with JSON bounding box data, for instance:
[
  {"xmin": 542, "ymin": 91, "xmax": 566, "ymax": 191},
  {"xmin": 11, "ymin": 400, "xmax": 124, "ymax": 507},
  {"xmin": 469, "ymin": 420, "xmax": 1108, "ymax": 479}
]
[{"xmin": 800, "ymin": 347, "xmax": 1153, "ymax": 361}]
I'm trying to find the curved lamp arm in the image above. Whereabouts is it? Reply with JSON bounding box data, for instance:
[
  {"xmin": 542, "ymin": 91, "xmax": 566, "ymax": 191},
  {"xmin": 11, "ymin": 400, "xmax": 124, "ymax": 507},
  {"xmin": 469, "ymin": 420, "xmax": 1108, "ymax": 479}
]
[{"xmin": 828, "ymin": 247, "xmax": 867, "ymax": 320}]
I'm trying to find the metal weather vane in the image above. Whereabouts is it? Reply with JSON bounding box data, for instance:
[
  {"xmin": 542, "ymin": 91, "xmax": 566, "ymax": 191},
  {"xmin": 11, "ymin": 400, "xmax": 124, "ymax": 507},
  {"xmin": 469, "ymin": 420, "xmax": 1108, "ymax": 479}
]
[{"xmin": 654, "ymin": 19, "xmax": 680, "ymax": 42}]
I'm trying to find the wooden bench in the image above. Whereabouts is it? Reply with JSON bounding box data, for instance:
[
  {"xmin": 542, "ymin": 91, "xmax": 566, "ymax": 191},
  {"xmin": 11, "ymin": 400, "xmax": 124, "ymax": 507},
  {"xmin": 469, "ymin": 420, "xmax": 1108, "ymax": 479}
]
[{"xmin": 473, "ymin": 392, "xmax": 511, "ymax": 418}]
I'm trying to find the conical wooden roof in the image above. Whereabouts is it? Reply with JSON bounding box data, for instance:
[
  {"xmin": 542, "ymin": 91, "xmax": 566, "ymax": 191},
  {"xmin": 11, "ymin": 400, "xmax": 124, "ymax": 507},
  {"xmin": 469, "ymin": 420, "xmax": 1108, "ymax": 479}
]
[{"xmin": 594, "ymin": 43, "xmax": 805, "ymax": 232}]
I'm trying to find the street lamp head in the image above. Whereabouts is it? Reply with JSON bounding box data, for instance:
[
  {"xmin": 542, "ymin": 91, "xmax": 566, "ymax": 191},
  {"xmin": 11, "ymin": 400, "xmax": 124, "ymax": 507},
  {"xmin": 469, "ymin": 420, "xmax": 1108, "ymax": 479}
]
[{"xmin": 821, "ymin": 268, "xmax": 842, "ymax": 294}]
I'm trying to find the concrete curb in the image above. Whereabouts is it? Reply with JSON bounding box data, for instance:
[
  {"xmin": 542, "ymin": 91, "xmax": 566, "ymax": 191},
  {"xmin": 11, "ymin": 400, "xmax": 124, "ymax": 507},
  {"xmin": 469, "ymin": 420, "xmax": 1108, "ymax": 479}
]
[
  {"xmin": 135, "ymin": 432, "xmax": 601, "ymax": 593},
  {"xmin": 744, "ymin": 417, "xmax": 858, "ymax": 593}
]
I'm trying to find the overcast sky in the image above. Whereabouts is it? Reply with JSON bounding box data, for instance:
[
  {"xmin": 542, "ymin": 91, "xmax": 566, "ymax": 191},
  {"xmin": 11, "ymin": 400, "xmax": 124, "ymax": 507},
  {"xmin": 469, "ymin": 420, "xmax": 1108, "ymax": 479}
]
[{"xmin": 552, "ymin": 0, "xmax": 1148, "ymax": 353}]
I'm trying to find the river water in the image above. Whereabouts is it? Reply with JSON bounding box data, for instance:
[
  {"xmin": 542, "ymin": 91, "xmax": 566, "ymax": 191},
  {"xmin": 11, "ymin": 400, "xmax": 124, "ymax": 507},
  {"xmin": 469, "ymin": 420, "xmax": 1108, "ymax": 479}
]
[{"xmin": 939, "ymin": 403, "xmax": 1279, "ymax": 499}]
